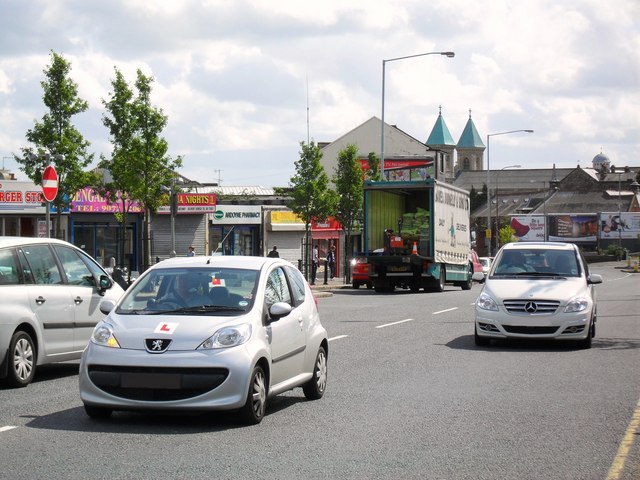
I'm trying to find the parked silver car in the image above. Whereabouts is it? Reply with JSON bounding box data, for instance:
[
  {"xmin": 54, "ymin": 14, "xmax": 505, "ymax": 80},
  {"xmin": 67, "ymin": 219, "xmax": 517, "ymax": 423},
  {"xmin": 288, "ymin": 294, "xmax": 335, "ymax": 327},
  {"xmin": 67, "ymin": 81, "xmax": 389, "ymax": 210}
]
[
  {"xmin": 473, "ymin": 242, "xmax": 602, "ymax": 348},
  {"xmin": 0, "ymin": 237, "xmax": 124, "ymax": 387},
  {"xmin": 79, "ymin": 255, "xmax": 328, "ymax": 424}
]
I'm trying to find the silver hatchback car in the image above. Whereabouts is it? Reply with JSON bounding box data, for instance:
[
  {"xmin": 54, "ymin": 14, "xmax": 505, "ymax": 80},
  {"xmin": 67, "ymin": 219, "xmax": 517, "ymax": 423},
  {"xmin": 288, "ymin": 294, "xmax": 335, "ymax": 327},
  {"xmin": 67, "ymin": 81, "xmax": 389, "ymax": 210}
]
[
  {"xmin": 473, "ymin": 242, "xmax": 602, "ymax": 348},
  {"xmin": 0, "ymin": 237, "xmax": 124, "ymax": 387},
  {"xmin": 79, "ymin": 255, "xmax": 328, "ymax": 424}
]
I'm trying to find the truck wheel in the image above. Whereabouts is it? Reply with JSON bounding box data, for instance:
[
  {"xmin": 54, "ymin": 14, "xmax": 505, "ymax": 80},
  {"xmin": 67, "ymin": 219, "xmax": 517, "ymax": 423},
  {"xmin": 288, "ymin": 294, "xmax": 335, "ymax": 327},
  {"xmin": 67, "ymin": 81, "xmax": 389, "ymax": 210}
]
[
  {"xmin": 461, "ymin": 263, "xmax": 473, "ymax": 290},
  {"xmin": 433, "ymin": 266, "xmax": 446, "ymax": 292}
]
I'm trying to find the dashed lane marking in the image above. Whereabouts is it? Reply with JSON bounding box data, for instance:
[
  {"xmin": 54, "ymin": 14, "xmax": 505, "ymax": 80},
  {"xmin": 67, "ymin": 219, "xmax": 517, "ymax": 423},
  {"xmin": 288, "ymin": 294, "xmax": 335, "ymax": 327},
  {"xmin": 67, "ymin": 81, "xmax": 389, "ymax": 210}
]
[
  {"xmin": 329, "ymin": 335, "xmax": 348, "ymax": 341},
  {"xmin": 0, "ymin": 426, "xmax": 17, "ymax": 433},
  {"xmin": 433, "ymin": 307, "xmax": 458, "ymax": 315},
  {"xmin": 376, "ymin": 318, "xmax": 414, "ymax": 329}
]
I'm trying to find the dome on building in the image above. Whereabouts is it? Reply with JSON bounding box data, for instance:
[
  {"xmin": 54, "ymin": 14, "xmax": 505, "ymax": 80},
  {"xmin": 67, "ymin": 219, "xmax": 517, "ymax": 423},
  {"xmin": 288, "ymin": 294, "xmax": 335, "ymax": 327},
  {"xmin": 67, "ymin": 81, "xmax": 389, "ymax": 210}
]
[{"xmin": 592, "ymin": 151, "xmax": 610, "ymax": 169}]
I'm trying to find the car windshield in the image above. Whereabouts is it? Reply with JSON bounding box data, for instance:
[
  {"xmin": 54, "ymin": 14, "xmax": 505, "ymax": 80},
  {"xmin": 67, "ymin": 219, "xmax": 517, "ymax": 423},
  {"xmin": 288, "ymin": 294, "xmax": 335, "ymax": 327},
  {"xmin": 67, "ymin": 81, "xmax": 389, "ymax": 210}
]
[
  {"xmin": 492, "ymin": 249, "xmax": 580, "ymax": 277},
  {"xmin": 117, "ymin": 267, "xmax": 259, "ymax": 315}
]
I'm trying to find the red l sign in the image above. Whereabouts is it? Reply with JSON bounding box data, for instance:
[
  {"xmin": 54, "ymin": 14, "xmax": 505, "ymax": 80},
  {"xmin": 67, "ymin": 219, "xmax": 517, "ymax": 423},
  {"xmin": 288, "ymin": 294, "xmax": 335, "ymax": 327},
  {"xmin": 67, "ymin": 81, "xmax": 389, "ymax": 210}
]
[{"xmin": 42, "ymin": 165, "xmax": 59, "ymax": 202}]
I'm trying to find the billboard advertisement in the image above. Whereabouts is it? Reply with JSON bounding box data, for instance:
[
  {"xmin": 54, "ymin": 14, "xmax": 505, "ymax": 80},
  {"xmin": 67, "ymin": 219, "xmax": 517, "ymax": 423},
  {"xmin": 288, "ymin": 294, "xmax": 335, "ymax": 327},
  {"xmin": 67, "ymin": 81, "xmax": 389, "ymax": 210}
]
[
  {"xmin": 510, "ymin": 216, "xmax": 545, "ymax": 241},
  {"xmin": 600, "ymin": 212, "xmax": 640, "ymax": 239},
  {"xmin": 547, "ymin": 214, "xmax": 598, "ymax": 242}
]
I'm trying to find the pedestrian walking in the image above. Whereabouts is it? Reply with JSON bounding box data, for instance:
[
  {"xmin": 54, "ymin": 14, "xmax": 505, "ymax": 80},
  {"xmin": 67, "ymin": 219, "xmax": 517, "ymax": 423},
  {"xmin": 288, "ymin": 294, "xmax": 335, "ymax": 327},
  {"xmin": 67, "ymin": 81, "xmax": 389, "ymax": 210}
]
[
  {"xmin": 187, "ymin": 246, "xmax": 195, "ymax": 257},
  {"xmin": 267, "ymin": 246, "xmax": 280, "ymax": 258}
]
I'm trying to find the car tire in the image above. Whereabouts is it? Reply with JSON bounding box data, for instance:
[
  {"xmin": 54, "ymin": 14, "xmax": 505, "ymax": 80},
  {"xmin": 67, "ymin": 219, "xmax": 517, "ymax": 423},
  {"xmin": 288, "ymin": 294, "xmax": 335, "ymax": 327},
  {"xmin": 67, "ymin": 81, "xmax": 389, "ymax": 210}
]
[
  {"xmin": 474, "ymin": 325, "xmax": 490, "ymax": 347},
  {"xmin": 303, "ymin": 346, "xmax": 327, "ymax": 400},
  {"xmin": 7, "ymin": 331, "xmax": 36, "ymax": 387},
  {"xmin": 84, "ymin": 404, "xmax": 113, "ymax": 419},
  {"xmin": 352, "ymin": 281, "xmax": 360, "ymax": 289},
  {"xmin": 240, "ymin": 365, "xmax": 267, "ymax": 425},
  {"xmin": 577, "ymin": 323, "xmax": 593, "ymax": 349},
  {"xmin": 366, "ymin": 282, "xmax": 373, "ymax": 290}
]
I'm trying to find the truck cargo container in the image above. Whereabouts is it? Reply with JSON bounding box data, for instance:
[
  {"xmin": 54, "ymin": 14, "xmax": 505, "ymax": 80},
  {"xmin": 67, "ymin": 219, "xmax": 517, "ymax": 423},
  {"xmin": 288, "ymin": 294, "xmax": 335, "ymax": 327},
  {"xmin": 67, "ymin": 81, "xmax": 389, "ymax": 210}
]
[{"xmin": 363, "ymin": 178, "xmax": 473, "ymax": 292}]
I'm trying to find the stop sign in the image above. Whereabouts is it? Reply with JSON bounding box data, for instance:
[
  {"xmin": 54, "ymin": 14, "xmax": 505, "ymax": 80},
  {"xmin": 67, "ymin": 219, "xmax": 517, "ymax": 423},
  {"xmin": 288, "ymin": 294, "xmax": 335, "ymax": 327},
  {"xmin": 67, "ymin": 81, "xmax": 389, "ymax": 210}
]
[{"xmin": 42, "ymin": 165, "xmax": 59, "ymax": 202}]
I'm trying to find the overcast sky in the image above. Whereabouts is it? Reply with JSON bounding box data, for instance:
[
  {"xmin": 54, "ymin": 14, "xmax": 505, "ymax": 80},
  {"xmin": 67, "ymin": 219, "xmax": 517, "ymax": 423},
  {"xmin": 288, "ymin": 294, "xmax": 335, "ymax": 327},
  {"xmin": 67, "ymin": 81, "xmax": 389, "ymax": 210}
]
[{"xmin": 1, "ymin": 0, "xmax": 638, "ymax": 187}]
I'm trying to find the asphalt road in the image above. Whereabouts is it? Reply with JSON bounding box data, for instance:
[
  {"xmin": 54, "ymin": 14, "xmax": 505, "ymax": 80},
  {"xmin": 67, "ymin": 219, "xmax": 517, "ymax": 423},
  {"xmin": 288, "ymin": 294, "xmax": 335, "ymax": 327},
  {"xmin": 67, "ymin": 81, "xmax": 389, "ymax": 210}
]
[{"xmin": 0, "ymin": 262, "xmax": 638, "ymax": 480}]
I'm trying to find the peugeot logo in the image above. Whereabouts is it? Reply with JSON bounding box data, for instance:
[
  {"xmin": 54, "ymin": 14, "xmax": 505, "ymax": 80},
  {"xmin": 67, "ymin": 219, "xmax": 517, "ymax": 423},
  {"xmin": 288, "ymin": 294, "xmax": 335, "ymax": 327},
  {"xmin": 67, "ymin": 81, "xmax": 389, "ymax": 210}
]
[
  {"xmin": 524, "ymin": 302, "xmax": 538, "ymax": 313},
  {"xmin": 145, "ymin": 338, "xmax": 172, "ymax": 353}
]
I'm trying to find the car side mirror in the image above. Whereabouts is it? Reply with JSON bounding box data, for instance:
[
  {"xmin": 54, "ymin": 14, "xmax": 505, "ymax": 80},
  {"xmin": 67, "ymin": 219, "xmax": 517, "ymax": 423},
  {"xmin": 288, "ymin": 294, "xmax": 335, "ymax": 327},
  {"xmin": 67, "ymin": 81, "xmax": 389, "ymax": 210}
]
[
  {"xmin": 472, "ymin": 272, "xmax": 485, "ymax": 283},
  {"xmin": 588, "ymin": 273, "xmax": 603, "ymax": 285},
  {"xmin": 99, "ymin": 274, "xmax": 113, "ymax": 295},
  {"xmin": 99, "ymin": 298, "xmax": 117, "ymax": 315},
  {"xmin": 268, "ymin": 302, "xmax": 292, "ymax": 322}
]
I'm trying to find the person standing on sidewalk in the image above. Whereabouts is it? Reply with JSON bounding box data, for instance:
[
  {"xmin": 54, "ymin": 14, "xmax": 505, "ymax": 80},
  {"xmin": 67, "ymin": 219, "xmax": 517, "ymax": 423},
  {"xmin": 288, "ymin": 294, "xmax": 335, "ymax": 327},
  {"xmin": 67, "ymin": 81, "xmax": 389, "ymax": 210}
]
[{"xmin": 327, "ymin": 244, "xmax": 336, "ymax": 279}]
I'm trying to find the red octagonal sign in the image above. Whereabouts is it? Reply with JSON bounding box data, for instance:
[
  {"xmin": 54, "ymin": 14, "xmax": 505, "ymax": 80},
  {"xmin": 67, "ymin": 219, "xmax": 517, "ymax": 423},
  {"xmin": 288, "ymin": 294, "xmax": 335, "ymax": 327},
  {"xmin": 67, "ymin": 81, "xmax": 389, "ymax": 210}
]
[{"xmin": 42, "ymin": 165, "xmax": 59, "ymax": 202}]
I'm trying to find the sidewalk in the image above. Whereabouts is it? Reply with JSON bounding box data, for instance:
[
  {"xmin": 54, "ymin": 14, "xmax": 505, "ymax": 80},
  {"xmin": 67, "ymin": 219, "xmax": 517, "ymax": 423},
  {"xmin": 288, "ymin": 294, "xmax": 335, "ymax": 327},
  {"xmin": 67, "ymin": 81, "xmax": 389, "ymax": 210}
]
[{"xmin": 309, "ymin": 275, "xmax": 351, "ymax": 297}]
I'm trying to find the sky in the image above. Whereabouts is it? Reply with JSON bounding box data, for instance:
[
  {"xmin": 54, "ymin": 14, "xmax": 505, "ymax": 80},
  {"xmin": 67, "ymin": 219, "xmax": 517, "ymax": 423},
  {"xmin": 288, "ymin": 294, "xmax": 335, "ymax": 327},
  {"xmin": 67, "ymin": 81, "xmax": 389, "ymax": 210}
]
[{"xmin": 0, "ymin": 0, "xmax": 638, "ymax": 187}]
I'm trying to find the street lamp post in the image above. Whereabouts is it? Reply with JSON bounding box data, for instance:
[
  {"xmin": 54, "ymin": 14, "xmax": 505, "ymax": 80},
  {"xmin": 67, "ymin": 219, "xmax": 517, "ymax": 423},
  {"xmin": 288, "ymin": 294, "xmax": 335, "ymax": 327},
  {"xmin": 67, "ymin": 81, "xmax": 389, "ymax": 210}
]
[
  {"xmin": 486, "ymin": 129, "xmax": 533, "ymax": 255},
  {"xmin": 495, "ymin": 165, "xmax": 521, "ymax": 239},
  {"xmin": 161, "ymin": 176, "xmax": 182, "ymax": 258},
  {"xmin": 381, "ymin": 51, "xmax": 454, "ymax": 177}
]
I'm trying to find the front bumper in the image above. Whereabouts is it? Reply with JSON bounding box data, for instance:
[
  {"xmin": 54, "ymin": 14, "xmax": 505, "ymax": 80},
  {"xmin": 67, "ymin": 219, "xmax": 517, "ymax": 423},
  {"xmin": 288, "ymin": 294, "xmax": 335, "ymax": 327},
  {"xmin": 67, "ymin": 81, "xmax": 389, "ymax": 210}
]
[{"xmin": 79, "ymin": 343, "xmax": 259, "ymax": 412}]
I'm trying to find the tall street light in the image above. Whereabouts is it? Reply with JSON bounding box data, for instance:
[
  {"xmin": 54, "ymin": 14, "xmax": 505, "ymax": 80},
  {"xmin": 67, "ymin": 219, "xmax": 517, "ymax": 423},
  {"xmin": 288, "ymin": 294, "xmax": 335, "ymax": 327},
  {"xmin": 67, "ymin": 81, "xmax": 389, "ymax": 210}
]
[
  {"xmin": 381, "ymin": 51, "xmax": 455, "ymax": 177},
  {"xmin": 486, "ymin": 129, "xmax": 533, "ymax": 255}
]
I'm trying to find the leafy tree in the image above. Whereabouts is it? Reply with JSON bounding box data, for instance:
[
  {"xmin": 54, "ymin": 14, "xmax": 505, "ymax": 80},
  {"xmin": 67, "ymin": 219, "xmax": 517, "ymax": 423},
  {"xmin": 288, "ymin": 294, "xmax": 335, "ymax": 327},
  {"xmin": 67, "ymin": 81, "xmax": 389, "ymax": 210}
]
[
  {"xmin": 332, "ymin": 144, "xmax": 363, "ymax": 282},
  {"xmin": 16, "ymin": 51, "xmax": 98, "ymax": 238},
  {"xmin": 367, "ymin": 151, "xmax": 381, "ymax": 181},
  {"xmin": 498, "ymin": 224, "xmax": 516, "ymax": 248},
  {"xmin": 99, "ymin": 68, "xmax": 182, "ymax": 271},
  {"xmin": 287, "ymin": 141, "xmax": 337, "ymax": 280}
]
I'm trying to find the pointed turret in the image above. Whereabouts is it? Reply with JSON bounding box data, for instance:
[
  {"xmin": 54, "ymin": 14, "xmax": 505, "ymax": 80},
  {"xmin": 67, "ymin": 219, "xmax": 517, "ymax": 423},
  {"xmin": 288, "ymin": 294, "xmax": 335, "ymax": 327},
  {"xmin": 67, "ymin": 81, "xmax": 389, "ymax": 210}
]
[
  {"xmin": 426, "ymin": 106, "xmax": 456, "ymax": 180},
  {"xmin": 455, "ymin": 110, "xmax": 485, "ymax": 174}
]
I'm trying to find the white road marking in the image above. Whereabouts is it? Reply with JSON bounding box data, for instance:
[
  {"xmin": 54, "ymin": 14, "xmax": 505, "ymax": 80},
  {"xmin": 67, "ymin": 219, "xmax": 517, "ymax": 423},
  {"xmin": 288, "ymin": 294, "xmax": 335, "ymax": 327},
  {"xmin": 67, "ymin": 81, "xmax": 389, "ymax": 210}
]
[
  {"xmin": 376, "ymin": 318, "xmax": 414, "ymax": 329},
  {"xmin": 433, "ymin": 307, "xmax": 458, "ymax": 315},
  {"xmin": 328, "ymin": 335, "xmax": 348, "ymax": 341},
  {"xmin": 0, "ymin": 426, "xmax": 17, "ymax": 433}
]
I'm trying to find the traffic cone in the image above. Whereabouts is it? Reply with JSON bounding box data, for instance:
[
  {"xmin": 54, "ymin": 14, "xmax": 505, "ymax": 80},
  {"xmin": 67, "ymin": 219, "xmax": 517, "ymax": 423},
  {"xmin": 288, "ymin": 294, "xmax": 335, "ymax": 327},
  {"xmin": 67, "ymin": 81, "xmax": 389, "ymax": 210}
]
[{"xmin": 412, "ymin": 242, "xmax": 418, "ymax": 255}]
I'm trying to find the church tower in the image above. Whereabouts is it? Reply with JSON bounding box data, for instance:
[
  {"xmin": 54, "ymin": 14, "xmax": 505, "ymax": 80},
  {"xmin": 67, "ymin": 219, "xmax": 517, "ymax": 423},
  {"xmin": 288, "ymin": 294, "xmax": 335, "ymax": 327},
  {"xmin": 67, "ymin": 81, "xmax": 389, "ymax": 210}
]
[
  {"xmin": 425, "ymin": 106, "xmax": 456, "ymax": 180},
  {"xmin": 455, "ymin": 110, "xmax": 485, "ymax": 176}
]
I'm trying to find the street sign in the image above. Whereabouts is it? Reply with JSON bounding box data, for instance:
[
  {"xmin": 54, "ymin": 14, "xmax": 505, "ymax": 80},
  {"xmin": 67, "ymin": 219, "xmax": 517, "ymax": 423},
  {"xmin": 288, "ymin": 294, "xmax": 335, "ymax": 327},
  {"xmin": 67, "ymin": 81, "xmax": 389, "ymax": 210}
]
[{"xmin": 42, "ymin": 165, "xmax": 58, "ymax": 202}]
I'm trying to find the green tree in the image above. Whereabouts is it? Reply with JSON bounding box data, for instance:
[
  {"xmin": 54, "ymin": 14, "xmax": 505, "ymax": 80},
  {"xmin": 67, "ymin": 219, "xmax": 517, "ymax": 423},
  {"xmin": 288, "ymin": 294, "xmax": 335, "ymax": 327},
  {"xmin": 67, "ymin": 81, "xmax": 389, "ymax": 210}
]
[
  {"xmin": 100, "ymin": 68, "xmax": 182, "ymax": 271},
  {"xmin": 288, "ymin": 141, "xmax": 337, "ymax": 280},
  {"xmin": 498, "ymin": 224, "xmax": 516, "ymax": 248},
  {"xmin": 367, "ymin": 151, "xmax": 381, "ymax": 181},
  {"xmin": 16, "ymin": 51, "xmax": 98, "ymax": 238},
  {"xmin": 332, "ymin": 144, "xmax": 363, "ymax": 282}
]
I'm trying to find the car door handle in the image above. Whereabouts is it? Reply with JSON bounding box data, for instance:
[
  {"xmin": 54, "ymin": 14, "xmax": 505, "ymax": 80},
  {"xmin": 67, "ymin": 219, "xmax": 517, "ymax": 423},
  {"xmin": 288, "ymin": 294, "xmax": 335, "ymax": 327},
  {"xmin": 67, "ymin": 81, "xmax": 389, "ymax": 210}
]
[
  {"xmin": 35, "ymin": 296, "xmax": 46, "ymax": 305},
  {"xmin": 74, "ymin": 296, "xmax": 83, "ymax": 305}
]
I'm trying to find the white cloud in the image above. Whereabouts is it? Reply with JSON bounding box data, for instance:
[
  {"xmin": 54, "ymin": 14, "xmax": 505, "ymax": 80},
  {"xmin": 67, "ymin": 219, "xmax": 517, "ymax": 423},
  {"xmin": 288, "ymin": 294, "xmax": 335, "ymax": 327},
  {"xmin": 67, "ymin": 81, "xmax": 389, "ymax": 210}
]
[{"xmin": 0, "ymin": 0, "xmax": 638, "ymax": 184}]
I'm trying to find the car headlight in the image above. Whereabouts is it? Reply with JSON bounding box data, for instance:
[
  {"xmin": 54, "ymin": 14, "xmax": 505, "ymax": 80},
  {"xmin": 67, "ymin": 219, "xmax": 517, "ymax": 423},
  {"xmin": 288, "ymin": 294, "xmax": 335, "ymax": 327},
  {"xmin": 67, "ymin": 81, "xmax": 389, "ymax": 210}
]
[
  {"xmin": 91, "ymin": 323, "xmax": 120, "ymax": 348},
  {"xmin": 476, "ymin": 292, "xmax": 499, "ymax": 311},
  {"xmin": 199, "ymin": 324, "xmax": 252, "ymax": 350},
  {"xmin": 564, "ymin": 297, "xmax": 589, "ymax": 313}
]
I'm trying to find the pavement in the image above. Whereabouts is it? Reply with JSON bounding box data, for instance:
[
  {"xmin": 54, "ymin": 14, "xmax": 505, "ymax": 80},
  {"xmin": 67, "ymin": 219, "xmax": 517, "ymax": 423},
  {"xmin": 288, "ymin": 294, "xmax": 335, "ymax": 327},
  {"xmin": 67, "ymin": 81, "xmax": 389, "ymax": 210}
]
[{"xmin": 309, "ymin": 275, "xmax": 352, "ymax": 297}]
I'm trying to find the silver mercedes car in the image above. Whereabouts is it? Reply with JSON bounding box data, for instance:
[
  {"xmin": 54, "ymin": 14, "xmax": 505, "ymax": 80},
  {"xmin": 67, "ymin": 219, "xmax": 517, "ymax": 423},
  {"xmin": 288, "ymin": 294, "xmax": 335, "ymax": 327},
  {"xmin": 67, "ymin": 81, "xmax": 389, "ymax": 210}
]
[{"xmin": 79, "ymin": 255, "xmax": 328, "ymax": 424}]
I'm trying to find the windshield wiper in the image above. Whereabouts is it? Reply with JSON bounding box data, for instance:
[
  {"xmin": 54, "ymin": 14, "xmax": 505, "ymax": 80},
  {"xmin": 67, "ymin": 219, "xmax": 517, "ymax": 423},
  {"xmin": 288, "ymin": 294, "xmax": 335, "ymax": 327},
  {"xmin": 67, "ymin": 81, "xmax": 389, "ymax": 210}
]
[{"xmin": 148, "ymin": 305, "xmax": 246, "ymax": 314}]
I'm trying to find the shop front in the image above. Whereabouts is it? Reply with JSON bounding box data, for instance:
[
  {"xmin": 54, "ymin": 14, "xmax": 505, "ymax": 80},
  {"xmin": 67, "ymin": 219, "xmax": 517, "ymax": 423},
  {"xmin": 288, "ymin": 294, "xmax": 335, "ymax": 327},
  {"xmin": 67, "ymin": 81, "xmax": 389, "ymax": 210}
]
[
  {"xmin": 311, "ymin": 217, "xmax": 343, "ymax": 277},
  {"xmin": 208, "ymin": 204, "xmax": 262, "ymax": 256},
  {"xmin": 69, "ymin": 187, "xmax": 144, "ymax": 271},
  {"xmin": 0, "ymin": 180, "xmax": 67, "ymax": 238}
]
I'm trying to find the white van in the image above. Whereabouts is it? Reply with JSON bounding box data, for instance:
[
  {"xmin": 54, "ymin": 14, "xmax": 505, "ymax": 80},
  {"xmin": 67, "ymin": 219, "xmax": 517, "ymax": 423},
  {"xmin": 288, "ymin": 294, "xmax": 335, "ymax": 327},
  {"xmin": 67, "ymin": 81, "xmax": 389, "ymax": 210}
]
[{"xmin": 0, "ymin": 237, "xmax": 124, "ymax": 387}]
